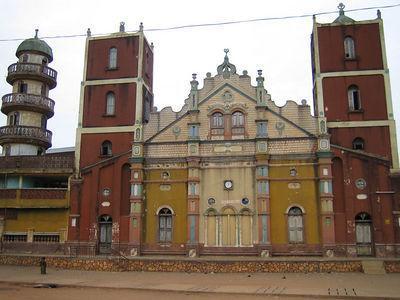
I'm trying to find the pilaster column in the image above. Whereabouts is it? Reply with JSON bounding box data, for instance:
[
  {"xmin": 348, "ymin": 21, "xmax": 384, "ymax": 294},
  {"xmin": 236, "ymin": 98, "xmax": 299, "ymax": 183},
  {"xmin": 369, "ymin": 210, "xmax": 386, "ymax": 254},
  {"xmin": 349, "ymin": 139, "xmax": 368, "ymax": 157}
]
[
  {"xmin": 128, "ymin": 132, "xmax": 144, "ymax": 256},
  {"xmin": 316, "ymin": 133, "xmax": 335, "ymax": 256}
]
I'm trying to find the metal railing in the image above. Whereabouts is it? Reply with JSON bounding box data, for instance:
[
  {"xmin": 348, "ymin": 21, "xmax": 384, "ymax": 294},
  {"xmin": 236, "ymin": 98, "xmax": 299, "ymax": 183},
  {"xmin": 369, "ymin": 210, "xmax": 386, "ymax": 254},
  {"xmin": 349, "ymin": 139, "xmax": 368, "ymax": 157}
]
[
  {"xmin": 7, "ymin": 63, "xmax": 57, "ymax": 82},
  {"xmin": 0, "ymin": 125, "xmax": 52, "ymax": 146}
]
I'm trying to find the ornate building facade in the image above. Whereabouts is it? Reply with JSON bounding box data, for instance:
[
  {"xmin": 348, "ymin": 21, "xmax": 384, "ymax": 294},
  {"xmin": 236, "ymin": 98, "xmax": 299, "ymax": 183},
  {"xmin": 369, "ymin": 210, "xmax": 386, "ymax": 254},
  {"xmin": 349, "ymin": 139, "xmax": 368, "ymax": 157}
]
[{"xmin": 1, "ymin": 6, "xmax": 399, "ymax": 257}]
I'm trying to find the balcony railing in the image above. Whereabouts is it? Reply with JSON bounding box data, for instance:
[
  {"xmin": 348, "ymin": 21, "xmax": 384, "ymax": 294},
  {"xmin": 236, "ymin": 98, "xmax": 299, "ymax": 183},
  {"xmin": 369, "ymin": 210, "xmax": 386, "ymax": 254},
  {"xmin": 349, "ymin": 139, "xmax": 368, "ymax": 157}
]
[
  {"xmin": 1, "ymin": 93, "xmax": 55, "ymax": 117},
  {"xmin": 0, "ymin": 151, "xmax": 74, "ymax": 170},
  {"xmin": 7, "ymin": 63, "xmax": 57, "ymax": 88},
  {"xmin": 0, "ymin": 125, "xmax": 52, "ymax": 148}
]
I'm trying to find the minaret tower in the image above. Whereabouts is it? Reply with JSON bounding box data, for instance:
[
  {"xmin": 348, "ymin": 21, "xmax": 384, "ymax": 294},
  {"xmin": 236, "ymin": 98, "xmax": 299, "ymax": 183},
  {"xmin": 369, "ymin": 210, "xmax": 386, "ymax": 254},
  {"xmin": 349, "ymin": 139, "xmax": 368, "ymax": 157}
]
[{"xmin": 0, "ymin": 29, "xmax": 56, "ymax": 156}]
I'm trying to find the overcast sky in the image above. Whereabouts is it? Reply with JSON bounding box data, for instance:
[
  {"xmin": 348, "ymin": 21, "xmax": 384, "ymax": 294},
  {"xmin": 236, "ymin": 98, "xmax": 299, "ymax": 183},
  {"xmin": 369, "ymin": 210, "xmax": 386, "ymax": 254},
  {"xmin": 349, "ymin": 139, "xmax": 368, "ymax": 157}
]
[{"xmin": 0, "ymin": 0, "xmax": 399, "ymax": 151}]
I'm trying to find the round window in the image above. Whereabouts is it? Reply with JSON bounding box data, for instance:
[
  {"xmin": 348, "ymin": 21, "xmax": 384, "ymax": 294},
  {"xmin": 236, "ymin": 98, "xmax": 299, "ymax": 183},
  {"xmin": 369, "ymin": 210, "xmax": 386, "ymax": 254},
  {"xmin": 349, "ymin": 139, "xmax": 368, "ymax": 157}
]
[
  {"xmin": 207, "ymin": 198, "xmax": 216, "ymax": 206},
  {"xmin": 102, "ymin": 188, "xmax": 111, "ymax": 196},
  {"xmin": 355, "ymin": 178, "xmax": 367, "ymax": 190},
  {"xmin": 241, "ymin": 198, "xmax": 250, "ymax": 206}
]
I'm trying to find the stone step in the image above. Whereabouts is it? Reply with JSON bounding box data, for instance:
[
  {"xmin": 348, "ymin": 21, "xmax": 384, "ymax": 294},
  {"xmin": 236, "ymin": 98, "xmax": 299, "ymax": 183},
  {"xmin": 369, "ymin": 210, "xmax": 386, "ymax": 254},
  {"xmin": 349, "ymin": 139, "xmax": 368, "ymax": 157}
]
[{"xmin": 362, "ymin": 260, "xmax": 386, "ymax": 274}]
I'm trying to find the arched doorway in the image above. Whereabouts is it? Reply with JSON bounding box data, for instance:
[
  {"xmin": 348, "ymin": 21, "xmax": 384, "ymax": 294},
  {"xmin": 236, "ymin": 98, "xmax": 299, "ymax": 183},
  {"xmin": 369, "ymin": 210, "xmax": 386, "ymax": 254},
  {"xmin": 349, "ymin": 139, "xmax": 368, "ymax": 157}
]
[
  {"xmin": 221, "ymin": 207, "xmax": 237, "ymax": 246},
  {"xmin": 99, "ymin": 215, "xmax": 112, "ymax": 254},
  {"xmin": 355, "ymin": 212, "xmax": 373, "ymax": 256}
]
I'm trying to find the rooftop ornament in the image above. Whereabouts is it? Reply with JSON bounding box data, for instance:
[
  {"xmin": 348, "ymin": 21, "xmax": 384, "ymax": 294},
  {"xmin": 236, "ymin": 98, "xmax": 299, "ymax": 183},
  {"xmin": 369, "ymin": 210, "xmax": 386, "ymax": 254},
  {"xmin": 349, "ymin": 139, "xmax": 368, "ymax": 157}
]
[
  {"xmin": 333, "ymin": 3, "xmax": 355, "ymax": 24},
  {"xmin": 217, "ymin": 49, "xmax": 237, "ymax": 79}
]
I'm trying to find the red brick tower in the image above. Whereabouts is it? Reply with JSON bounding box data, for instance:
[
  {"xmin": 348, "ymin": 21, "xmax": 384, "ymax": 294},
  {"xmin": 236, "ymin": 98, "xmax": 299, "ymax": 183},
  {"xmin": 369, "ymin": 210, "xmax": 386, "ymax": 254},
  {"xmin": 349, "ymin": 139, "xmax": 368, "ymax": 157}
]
[
  {"xmin": 312, "ymin": 4, "xmax": 400, "ymax": 257},
  {"xmin": 67, "ymin": 23, "xmax": 153, "ymax": 255}
]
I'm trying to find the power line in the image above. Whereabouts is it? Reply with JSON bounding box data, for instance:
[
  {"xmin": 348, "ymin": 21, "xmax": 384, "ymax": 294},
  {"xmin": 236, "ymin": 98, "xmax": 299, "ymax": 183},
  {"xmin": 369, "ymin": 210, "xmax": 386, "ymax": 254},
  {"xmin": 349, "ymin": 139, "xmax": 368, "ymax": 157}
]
[{"xmin": 0, "ymin": 3, "xmax": 399, "ymax": 42}]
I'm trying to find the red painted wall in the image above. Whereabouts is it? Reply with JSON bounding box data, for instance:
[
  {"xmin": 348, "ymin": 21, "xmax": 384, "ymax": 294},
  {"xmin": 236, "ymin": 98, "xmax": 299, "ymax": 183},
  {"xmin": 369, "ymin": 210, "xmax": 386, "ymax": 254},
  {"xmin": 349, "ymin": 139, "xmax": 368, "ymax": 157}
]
[
  {"xmin": 332, "ymin": 148, "xmax": 395, "ymax": 245},
  {"xmin": 79, "ymin": 132, "xmax": 133, "ymax": 167},
  {"xmin": 322, "ymin": 75, "xmax": 387, "ymax": 122},
  {"xmin": 317, "ymin": 23, "xmax": 383, "ymax": 72},
  {"xmin": 142, "ymin": 39, "xmax": 153, "ymax": 90},
  {"xmin": 86, "ymin": 36, "xmax": 139, "ymax": 80},
  {"xmin": 329, "ymin": 126, "xmax": 391, "ymax": 159},
  {"xmin": 82, "ymin": 83, "xmax": 137, "ymax": 127}
]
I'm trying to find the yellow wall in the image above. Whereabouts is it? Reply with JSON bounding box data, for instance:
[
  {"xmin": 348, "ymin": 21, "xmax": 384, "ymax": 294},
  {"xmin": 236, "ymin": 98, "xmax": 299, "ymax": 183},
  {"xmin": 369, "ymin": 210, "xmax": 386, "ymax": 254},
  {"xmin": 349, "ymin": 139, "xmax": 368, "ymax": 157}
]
[
  {"xmin": 4, "ymin": 208, "xmax": 68, "ymax": 232},
  {"xmin": 144, "ymin": 169, "xmax": 187, "ymax": 244},
  {"xmin": 269, "ymin": 160, "xmax": 320, "ymax": 244},
  {"xmin": 199, "ymin": 165, "xmax": 256, "ymax": 243}
]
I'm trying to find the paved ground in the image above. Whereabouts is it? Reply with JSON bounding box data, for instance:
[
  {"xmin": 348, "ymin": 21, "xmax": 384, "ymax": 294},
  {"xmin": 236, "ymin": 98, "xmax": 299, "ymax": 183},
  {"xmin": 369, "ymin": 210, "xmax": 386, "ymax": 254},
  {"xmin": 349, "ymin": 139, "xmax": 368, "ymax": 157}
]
[{"xmin": 0, "ymin": 265, "xmax": 400, "ymax": 299}]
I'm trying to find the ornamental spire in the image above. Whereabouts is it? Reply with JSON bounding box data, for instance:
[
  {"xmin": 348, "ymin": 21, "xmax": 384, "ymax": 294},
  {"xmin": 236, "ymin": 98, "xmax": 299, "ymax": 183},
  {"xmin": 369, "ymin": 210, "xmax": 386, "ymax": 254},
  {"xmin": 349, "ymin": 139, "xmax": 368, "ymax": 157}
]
[{"xmin": 217, "ymin": 48, "xmax": 236, "ymax": 78}]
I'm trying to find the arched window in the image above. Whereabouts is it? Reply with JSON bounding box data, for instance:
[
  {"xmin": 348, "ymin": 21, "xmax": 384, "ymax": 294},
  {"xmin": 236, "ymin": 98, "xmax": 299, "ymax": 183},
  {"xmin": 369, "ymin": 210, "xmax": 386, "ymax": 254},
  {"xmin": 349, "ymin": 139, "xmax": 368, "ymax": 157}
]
[
  {"xmin": 211, "ymin": 112, "xmax": 224, "ymax": 128},
  {"xmin": 352, "ymin": 137, "xmax": 364, "ymax": 150},
  {"xmin": 106, "ymin": 92, "xmax": 115, "ymax": 115},
  {"xmin": 158, "ymin": 207, "xmax": 172, "ymax": 242},
  {"xmin": 109, "ymin": 47, "xmax": 117, "ymax": 69},
  {"xmin": 348, "ymin": 85, "xmax": 361, "ymax": 111},
  {"xmin": 101, "ymin": 140, "xmax": 112, "ymax": 156},
  {"xmin": 9, "ymin": 112, "xmax": 20, "ymax": 126},
  {"xmin": 288, "ymin": 206, "xmax": 304, "ymax": 243},
  {"xmin": 344, "ymin": 36, "xmax": 355, "ymax": 59},
  {"xmin": 232, "ymin": 111, "xmax": 244, "ymax": 127}
]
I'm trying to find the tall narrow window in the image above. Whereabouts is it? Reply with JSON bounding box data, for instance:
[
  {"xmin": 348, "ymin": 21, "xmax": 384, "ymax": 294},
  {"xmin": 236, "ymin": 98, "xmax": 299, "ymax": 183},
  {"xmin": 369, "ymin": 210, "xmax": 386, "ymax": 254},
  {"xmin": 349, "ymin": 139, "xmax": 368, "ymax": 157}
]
[
  {"xmin": 211, "ymin": 112, "xmax": 224, "ymax": 136},
  {"xmin": 106, "ymin": 92, "xmax": 115, "ymax": 115},
  {"xmin": 212, "ymin": 112, "xmax": 223, "ymax": 128},
  {"xmin": 41, "ymin": 84, "xmax": 46, "ymax": 96},
  {"xmin": 101, "ymin": 140, "xmax": 112, "ymax": 156},
  {"xmin": 232, "ymin": 111, "xmax": 244, "ymax": 135},
  {"xmin": 41, "ymin": 115, "xmax": 47, "ymax": 129},
  {"xmin": 189, "ymin": 125, "xmax": 199, "ymax": 139},
  {"xmin": 232, "ymin": 111, "xmax": 244, "ymax": 127},
  {"xmin": 352, "ymin": 137, "xmax": 365, "ymax": 150},
  {"xmin": 109, "ymin": 47, "xmax": 117, "ymax": 69},
  {"xmin": 344, "ymin": 36, "xmax": 355, "ymax": 59},
  {"xmin": 19, "ymin": 82, "xmax": 28, "ymax": 94},
  {"xmin": 22, "ymin": 54, "xmax": 28, "ymax": 63},
  {"xmin": 348, "ymin": 85, "xmax": 361, "ymax": 111},
  {"xmin": 256, "ymin": 122, "xmax": 267, "ymax": 137},
  {"xmin": 158, "ymin": 208, "xmax": 172, "ymax": 242},
  {"xmin": 288, "ymin": 207, "xmax": 304, "ymax": 243}
]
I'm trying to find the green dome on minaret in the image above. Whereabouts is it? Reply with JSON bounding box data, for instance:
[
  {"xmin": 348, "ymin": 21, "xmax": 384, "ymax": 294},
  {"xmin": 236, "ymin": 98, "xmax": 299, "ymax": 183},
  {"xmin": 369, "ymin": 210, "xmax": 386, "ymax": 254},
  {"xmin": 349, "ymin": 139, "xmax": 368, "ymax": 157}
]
[{"xmin": 16, "ymin": 29, "xmax": 53, "ymax": 62}]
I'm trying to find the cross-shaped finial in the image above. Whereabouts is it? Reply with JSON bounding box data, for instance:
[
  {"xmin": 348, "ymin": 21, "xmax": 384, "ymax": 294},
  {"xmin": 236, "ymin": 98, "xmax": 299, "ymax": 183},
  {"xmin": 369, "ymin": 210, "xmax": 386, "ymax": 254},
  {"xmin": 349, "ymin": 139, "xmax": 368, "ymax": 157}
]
[
  {"xmin": 224, "ymin": 48, "xmax": 229, "ymax": 54},
  {"xmin": 338, "ymin": 3, "xmax": 345, "ymax": 11}
]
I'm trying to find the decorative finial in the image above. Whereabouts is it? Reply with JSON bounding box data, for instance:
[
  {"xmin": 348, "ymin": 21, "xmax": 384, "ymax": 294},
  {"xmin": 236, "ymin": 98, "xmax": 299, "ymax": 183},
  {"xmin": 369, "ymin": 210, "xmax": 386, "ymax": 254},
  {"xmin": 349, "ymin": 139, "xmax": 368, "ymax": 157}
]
[
  {"xmin": 217, "ymin": 48, "xmax": 236, "ymax": 77},
  {"xmin": 257, "ymin": 70, "xmax": 263, "ymax": 76},
  {"xmin": 377, "ymin": 9, "xmax": 381, "ymax": 19},
  {"xmin": 150, "ymin": 42, "xmax": 154, "ymax": 50},
  {"xmin": 119, "ymin": 22, "xmax": 125, "ymax": 32},
  {"xmin": 192, "ymin": 73, "xmax": 197, "ymax": 80},
  {"xmin": 86, "ymin": 28, "xmax": 91, "ymax": 37},
  {"xmin": 338, "ymin": 3, "xmax": 345, "ymax": 15},
  {"xmin": 34, "ymin": 29, "xmax": 39, "ymax": 39},
  {"xmin": 139, "ymin": 22, "xmax": 144, "ymax": 32}
]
